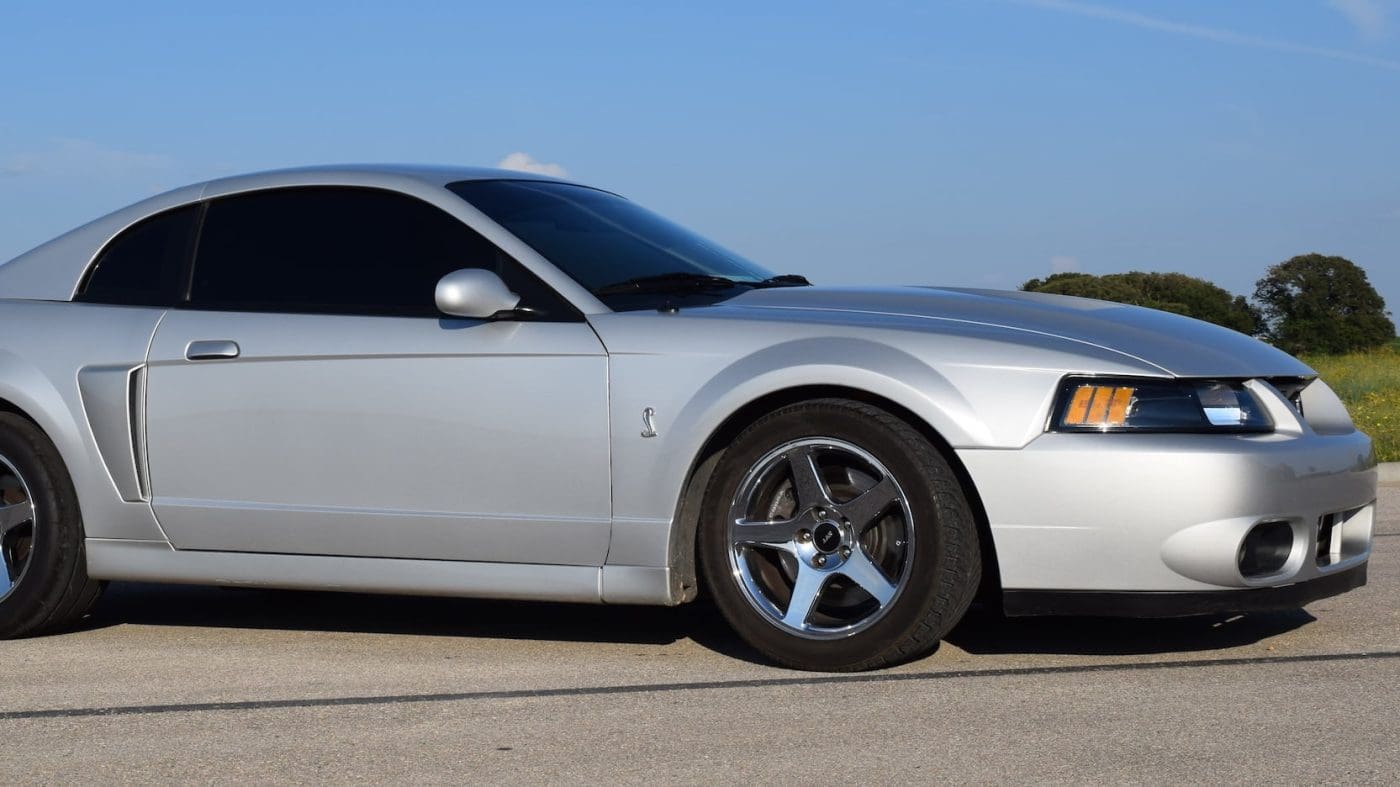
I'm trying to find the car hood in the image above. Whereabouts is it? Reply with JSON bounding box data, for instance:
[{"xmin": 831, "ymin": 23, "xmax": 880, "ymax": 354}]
[{"xmin": 723, "ymin": 286, "xmax": 1313, "ymax": 379}]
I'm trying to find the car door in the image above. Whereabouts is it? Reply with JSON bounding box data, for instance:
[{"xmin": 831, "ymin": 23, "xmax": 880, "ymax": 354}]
[{"xmin": 143, "ymin": 186, "xmax": 612, "ymax": 566}]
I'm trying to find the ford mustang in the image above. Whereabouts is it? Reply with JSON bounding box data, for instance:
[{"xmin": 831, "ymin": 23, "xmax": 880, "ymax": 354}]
[{"xmin": 0, "ymin": 166, "xmax": 1376, "ymax": 671}]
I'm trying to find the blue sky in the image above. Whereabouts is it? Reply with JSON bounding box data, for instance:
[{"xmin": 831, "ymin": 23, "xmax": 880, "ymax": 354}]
[{"xmin": 2, "ymin": 0, "xmax": 1397, "ymax": 313}]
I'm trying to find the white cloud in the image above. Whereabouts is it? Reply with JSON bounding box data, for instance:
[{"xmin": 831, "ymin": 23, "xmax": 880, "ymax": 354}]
[
  {"xmin": 496, "ymin": 152, "xmax": 568, "ymax": 178},
  {"xmin": 1, "ymin": 138, "xmax": 173, "ymax": 178},
  {"xmin": 1051, "ymin": 255, "xmax": 1080, "ymax": 273},
  {"xmin": 1011, "ymin": 0, "xmax": 1400, "ymax": 71},
  {"xmin": 1330, "ymin": 0, "xmax": 1389, "ymax": 40}
]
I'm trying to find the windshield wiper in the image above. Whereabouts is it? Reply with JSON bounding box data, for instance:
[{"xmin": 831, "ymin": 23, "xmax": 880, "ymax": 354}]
[
  {"xmin": 594, "ymin": 272, "xmax": 751, "ymax": 295},
  {"xmin": 752, "ymin": 274, "xmax": 811, "ymax": 288}
]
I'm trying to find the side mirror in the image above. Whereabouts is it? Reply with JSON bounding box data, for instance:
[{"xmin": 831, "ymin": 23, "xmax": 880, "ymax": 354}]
[{"xmin": 435, "ymin": 269, "xmax": 522, "ymax": 319}]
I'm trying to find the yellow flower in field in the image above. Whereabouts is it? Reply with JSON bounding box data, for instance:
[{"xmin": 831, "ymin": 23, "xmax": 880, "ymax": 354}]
[{"xmin": 1302, "ymin": 346, "xmax": 1400, "ymax": 461}]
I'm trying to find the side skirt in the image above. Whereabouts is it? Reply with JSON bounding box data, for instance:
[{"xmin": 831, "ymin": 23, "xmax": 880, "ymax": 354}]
[{"xmin": 86, "ymin": 539, "xmax": 679, "ymax": 606}]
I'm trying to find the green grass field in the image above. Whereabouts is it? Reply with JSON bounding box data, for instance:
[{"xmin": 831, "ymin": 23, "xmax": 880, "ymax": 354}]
[{"xmin": 1302, "ymin": 339, "xmax": 1400, "ymax": 462}]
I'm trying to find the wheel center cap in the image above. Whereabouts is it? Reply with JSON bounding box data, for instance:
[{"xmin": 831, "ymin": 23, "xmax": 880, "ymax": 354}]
[{"xmin": 813, "ymin": 522, "xmax": 842, "ymax": 554}]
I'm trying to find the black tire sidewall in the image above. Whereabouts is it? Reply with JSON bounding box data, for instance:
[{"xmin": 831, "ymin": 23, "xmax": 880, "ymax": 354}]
[
  {"xmin": 0, "ymin": 414, "xmax": 84, "ymax": 635},
  {"xmin": 698, "ymin": 401, "xmax": 976, "ymax": 671}
]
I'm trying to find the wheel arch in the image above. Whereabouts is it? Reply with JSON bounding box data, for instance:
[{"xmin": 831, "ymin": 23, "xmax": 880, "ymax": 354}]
[
  {"xmin": 0, "ymin": 359, "xmax": 78, "ymax": 459},
  {"xmin": 667, "ymin": 384, "xmax": 1002, "ymax": 605},
  {"xmin": 0, "ymin": 395, "xmax": 37, "ymax": 423}
]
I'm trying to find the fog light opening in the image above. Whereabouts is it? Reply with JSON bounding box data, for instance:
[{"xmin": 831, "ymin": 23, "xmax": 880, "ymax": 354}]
[{"xmin": 1238, "ymin": 521, "xmax": 1294, "ymax": 578}]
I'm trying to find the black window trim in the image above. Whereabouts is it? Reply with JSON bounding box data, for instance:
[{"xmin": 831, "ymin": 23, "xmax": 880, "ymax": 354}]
[{"xmin": 179, "ymin": 200, "xmax": 210, "ymax": 304}]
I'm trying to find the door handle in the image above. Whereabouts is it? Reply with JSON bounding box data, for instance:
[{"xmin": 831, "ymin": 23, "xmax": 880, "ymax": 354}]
[{"xmin": 185, "ymin": 340, "xmax": 241, "ymax": 361}]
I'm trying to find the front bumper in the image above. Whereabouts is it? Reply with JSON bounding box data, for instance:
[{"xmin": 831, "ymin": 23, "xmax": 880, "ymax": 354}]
[{"xmin": 957, "ymin": 410, "xmax": 1377, "ymax": 601}]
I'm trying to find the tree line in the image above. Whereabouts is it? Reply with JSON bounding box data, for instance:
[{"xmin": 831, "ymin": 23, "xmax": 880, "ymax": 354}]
[{"xmin": 1021, "ymin": 254, "xmax": 1395, "ymax": 355}]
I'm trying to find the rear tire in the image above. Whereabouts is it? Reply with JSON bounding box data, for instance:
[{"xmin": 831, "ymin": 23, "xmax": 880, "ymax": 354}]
[
  {"xmin": 0, "ymin": 413, "xmax": 104, "ymax": 638},
  {"xmin": 698, "ymin": 399, "xmax": 980, "ymax": 671}
]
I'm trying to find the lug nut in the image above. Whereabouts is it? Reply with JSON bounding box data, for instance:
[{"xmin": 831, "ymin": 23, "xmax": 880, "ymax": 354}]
[
  {"xmin": 840, "ymin": 546, "xmax": 852, "ymax": 558},
  {"xmin": 798, "ymin": 530, "xmax": 812, "ymax": 542},
  {"xmin": 813, "ymin": 554, "xmax": 827, "ymax": 567},
  {"xmin": 816, "ymin": 508, "xmax": 829, "ymax": 519}
]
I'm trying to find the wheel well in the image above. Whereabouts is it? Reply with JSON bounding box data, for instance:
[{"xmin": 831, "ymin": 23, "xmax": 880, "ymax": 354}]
[
  {"xmin": 0, "ymin": 396, "xmax": 36, "ymax": 424},
  {"xmin": 670, "ymin": 385, "xmax": 1003, "ymax": 605}
]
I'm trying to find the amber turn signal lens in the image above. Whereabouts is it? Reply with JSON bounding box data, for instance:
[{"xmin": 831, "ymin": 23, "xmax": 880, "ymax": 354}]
[{"xmin": 1062, "ymin": 384, "xmax": 1136, "ymax": 428}]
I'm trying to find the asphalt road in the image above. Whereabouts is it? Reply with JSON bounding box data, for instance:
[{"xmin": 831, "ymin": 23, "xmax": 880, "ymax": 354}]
[{"xmin": 2, "ymin": 487, "xmax": 1397, "ymax": 784}]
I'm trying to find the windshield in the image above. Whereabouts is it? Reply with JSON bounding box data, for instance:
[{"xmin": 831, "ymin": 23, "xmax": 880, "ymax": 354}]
[{"xmin": 448, "ymin": 180, "xmax": 775, "ymax": 310}]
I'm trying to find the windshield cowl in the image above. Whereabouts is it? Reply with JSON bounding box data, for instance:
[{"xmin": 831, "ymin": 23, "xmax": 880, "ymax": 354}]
[{"xmin": 594, "ymin": 272, "xmax": 753, "ymax": 296}]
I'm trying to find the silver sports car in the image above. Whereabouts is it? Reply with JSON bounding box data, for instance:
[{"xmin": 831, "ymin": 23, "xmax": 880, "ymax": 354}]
[{"xmin": 0, "ymin": 166, "xmax": 1375, "ymax": 671}]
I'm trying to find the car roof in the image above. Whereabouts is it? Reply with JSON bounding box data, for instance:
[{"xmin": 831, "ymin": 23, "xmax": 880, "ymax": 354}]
[
  {"xmin": 200, "ymin": 164, "xmax": 572, "ymax": 192},
  {"xmin": 0, "ymin": 165, "xmax": 576, "ymax": 301}
]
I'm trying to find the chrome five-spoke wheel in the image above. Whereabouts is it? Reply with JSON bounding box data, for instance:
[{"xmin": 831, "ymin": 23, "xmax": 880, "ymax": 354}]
[
  {"xmin": 728, "ymin": 438, "xmax": 913, "ymax": 638},
  {"xmin": 0, "ymin": 454, "xmax": 37, "ymax": 602}
]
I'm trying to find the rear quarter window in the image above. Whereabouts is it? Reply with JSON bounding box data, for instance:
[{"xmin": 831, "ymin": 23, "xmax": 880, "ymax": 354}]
[{"xmin": 76, "ymin": 204, "xmax": 200, "ymax": 307}]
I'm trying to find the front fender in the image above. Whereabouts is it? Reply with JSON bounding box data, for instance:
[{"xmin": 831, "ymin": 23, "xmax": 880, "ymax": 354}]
[
  {"xmin": 600, "ymin": 336, "xmax": 991, "ymax": 574},
  {"xmin": 673, "ymin": 337, "xmax": 993, "ymax": 452}
]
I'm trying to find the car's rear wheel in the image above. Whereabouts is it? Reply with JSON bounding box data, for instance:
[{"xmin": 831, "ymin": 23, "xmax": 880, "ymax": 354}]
[
  {"xmin": 0, "ymin": 413, "xmax": 104, "ymax": 638},
  {"xmin": 698, "ymin": 399, "xmax": 980, "ymax": 671}
]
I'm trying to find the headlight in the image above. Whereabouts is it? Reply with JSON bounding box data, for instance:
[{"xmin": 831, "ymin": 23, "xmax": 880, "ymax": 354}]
[{"xmin": 1050, "ymin": 377, "xmax": 1273, "ymax": 433}]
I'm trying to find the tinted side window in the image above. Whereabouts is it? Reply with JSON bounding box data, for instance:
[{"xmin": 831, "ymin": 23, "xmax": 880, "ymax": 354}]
[
  {"xmin": 189, "ymin": 187, "xmax": 575, "ymax": 319},
  {"xmin": 77, "ymin": 204, "xmax": 200, "ymax": 306}
]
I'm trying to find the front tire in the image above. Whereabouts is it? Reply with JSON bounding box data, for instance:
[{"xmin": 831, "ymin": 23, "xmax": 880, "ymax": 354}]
[
  {"xmin": 698, "ymin": 399, "xmax": 979, "ymax": 671},
  {"xmin": 0, "ymin": 413, "xmax": 104, "ymax": 638}
]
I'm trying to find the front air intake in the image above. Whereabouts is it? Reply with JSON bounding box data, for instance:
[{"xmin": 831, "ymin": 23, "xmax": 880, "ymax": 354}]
[{"xmin": 1238, "ymin": 521, "xmax": 1293, "ymax": 578}]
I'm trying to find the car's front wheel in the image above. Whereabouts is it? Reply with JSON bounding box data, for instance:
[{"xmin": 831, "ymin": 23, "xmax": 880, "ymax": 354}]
[{"xmin": 698, "ymin": 399, "xmax": 980, "ymax": 671}]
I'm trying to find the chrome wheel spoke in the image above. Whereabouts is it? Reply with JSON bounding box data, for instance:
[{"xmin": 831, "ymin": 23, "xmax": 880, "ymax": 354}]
[
  {"xmin": 731, "ymin": 518, "xmax": 798, "ymax": 548},
  {"xmin": 0, "ymin": 459, "xmax": 37, "ymax": 601},
  {"xmin": 729, "ymin": 436, "xmax": 913, "ymax": 639},
  {"xmin": 0, "ymin": 499, "xmax": 33, "ymax": 536},
  {"xmin": 840, "ymin": 476, "xmax": 898, "ymax": 534},
  {"xmin": 839, "ymin": 548, "xmax": 899, "ymax": 605},
  {"xmin": 782, "ymin": 564, "xmax": 828, "ymax": 629},
  {"xmin": 788, "ymin": 447, "xmax": 831, "ymax": 511}
]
